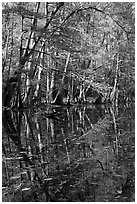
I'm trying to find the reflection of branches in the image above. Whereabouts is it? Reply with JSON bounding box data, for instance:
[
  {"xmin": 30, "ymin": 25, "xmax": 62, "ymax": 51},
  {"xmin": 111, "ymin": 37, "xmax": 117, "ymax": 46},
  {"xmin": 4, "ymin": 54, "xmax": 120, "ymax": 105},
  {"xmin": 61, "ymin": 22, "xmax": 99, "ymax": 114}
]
[
  {"xmin": 75, "ymin": 115, "xmax": 110, "ymax": 142},
  {"xmin": 2, "ymin": 110, "xmax": 54, "ymax": 201},
  {"xmin": 3, "ymin": 110, "xmax": 22, "ymax": 146},
  {"xmin": 85, "ymin": 112, "xmax": 93, "ymax": 128},
  {"xmin": 3, "ymin": 105, "xmax": 123, "ymax": 201},
  {"xmin": 72, "ymin": 115, "xmax": 113, "ymax": 171},
  {"xmin": 86, "ymin": 144, "xmax": 104, "ymax": 171},
  {"xmin": 61, "ymin": 128, "xmax": 71, "ymax": 165},
  {"xmin": 109, "ymin": 107, "xmax": 119, "ymax": 156}
]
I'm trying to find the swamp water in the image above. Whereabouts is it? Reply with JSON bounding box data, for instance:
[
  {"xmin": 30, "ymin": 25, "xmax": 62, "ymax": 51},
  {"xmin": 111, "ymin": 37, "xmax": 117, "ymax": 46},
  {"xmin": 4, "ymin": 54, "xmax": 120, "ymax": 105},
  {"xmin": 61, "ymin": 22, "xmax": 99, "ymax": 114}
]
[{"xmin": 2, "ymin": 104, "xmax": 135, "ymax": 202}]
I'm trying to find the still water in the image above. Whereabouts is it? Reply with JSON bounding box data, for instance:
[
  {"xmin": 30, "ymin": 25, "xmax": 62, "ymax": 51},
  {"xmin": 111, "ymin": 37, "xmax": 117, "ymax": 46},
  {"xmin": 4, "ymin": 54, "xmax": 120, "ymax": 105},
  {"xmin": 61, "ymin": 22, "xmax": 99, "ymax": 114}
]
[{"xmin": 2, "ymin": 104, "xmax": 135, "ymax": 202}]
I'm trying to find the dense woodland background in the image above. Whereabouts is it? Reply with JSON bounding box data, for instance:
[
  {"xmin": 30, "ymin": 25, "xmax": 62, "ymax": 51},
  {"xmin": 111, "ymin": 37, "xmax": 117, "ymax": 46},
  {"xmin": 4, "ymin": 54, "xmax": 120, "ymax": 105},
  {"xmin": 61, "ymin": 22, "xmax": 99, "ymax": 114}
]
[
  {"xmin": 2, "ymin": 2, "xmax": 135, "ymax": 108},
  {"xmin": 2, "ymin": 2, "xmax": 135, "ymax": 202}
]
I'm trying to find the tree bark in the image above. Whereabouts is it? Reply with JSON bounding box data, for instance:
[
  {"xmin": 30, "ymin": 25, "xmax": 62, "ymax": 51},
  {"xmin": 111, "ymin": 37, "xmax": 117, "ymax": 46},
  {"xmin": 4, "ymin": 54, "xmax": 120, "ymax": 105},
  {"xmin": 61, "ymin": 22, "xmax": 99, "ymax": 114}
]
[{"xmin": 110, "ymin": 55, "xmax": 119, "ymax": 103}]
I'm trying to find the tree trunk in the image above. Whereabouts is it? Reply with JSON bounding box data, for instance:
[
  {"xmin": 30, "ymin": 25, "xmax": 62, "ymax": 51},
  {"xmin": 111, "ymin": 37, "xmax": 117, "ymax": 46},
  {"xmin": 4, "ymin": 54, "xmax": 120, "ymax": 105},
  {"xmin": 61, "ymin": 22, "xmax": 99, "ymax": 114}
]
[
  {"xmin": 34, "ymin": 43, "xmax": 45, "ymax": 99},
  {"xmin": 110, "ymin": 55, "xmax": 119, "ymax": 103},
  {"xmin": 49, "ymin": 70, "xmax": 55, "ymax": 103},
  {"xmin": 52, "ymin": 52, "xmax": 70, "ymax": 104}
]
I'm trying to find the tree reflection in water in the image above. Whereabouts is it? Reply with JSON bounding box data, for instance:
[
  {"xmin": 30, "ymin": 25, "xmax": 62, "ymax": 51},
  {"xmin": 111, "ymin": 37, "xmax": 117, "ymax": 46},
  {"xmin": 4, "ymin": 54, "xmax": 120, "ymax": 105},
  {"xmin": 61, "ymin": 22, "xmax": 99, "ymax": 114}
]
[{"xmin": 2, "ymin": 104, "xmax": 135, "ymax": 202}]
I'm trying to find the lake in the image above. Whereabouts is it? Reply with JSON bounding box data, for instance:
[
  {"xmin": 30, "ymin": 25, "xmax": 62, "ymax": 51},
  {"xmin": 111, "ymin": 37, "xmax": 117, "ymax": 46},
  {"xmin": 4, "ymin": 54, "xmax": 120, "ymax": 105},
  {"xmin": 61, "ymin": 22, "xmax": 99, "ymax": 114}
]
[{"xmin": 2, "ymin": 103, "xmax": 135, "ymax": 202}]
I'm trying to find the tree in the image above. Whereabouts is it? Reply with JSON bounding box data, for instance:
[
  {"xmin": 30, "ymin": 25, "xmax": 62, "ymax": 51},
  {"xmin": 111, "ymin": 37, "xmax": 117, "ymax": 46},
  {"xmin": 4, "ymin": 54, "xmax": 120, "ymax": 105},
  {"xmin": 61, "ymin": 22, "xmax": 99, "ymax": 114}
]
[{"xmin": 2, "ymin": 2, "xmax": 135, "ymax": 107}]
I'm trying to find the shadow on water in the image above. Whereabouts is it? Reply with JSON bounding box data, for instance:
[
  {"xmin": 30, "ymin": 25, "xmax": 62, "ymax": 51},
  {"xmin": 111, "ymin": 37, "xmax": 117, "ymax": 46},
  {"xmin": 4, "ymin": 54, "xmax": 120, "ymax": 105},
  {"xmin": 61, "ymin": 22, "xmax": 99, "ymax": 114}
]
[{"xmin": 2, "ymin": 104, "xmax": 135, "ymax": 202}]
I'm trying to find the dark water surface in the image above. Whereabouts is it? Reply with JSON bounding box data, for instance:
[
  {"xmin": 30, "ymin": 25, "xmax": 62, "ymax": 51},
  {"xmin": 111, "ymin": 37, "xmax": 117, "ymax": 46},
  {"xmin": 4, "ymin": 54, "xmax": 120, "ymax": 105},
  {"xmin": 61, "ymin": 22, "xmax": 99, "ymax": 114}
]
[{"xmin": 2, "ymin": 104, "xmax": 135, "ymax": 202}]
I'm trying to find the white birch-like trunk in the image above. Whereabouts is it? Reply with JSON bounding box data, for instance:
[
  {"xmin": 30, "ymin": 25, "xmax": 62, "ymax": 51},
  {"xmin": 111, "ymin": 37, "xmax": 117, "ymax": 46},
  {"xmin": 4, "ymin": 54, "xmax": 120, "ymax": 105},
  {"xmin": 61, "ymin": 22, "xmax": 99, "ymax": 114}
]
[{"xmin": 49, "ymin": 70, "xmax": 55, "ymax": 103}]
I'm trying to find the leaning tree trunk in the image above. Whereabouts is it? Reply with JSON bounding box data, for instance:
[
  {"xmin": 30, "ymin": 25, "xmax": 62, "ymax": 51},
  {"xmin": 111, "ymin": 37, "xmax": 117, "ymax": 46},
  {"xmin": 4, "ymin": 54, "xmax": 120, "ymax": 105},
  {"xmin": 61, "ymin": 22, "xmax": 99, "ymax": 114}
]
[{"xmin": 21, "ymin": 3, "xmax": 41, "ymax": 106}]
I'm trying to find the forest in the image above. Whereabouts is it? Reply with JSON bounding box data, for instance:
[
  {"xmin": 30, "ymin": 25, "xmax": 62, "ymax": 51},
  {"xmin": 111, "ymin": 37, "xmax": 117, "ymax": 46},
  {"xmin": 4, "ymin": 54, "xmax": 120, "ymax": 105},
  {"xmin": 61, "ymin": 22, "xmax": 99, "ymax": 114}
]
[
  {"xmin": 2, "ymin": 2, "xmax": 135, "ymax": 108},
  {"xmin": 2, "ymin": 2, "xmax": 135, "ymax": 202}
]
